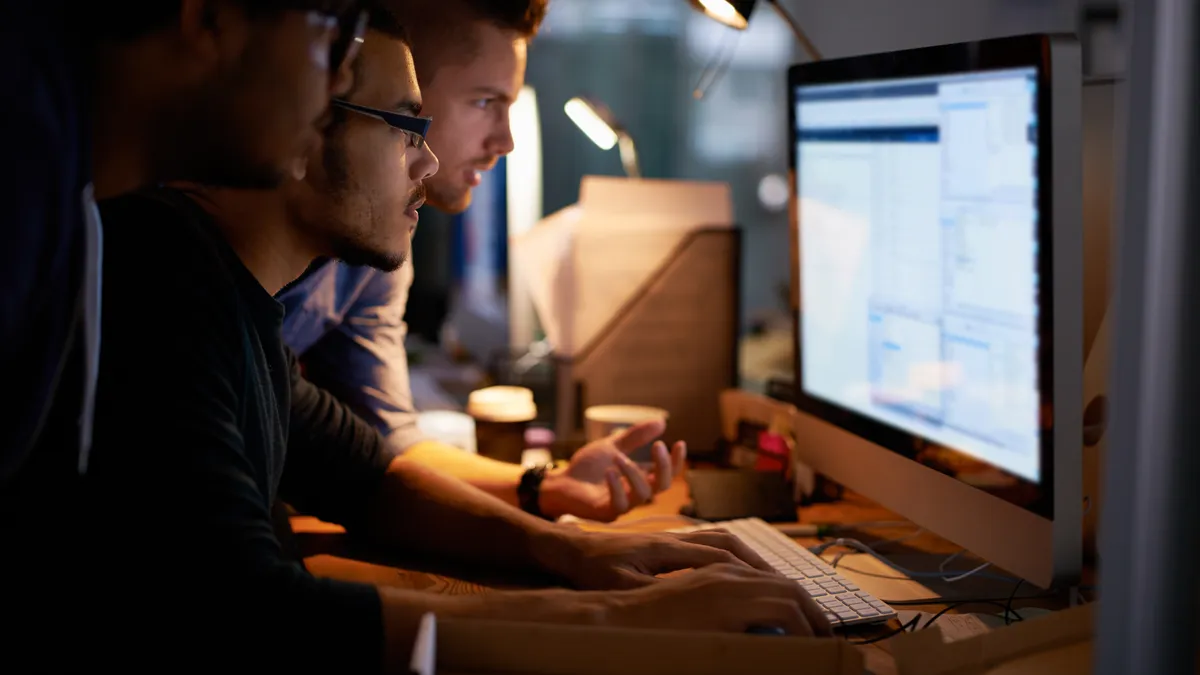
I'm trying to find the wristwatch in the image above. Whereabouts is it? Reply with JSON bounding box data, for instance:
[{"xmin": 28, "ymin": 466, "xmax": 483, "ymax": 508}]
[{"xmin": 518, "ymin": 463, "xmax": 556, "ymax": 519}]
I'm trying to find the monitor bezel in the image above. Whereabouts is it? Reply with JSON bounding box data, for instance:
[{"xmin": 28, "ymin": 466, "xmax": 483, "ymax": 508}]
[{"xmin": 788, "ymin": 34, "xmax": 1057, "ymax": 520}]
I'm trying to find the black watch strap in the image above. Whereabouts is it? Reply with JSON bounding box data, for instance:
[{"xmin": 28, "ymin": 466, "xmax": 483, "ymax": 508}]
[{"xmin": 518, "ymin": 464, "xmax": 553, "ymax": 519}]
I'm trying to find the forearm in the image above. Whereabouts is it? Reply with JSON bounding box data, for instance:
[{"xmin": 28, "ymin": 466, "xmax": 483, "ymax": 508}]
[
  {"xmin": 396, "ymin": 440, "xmax": 524, "ymax": 507},
  {"xmin": 368, "ymin": 457, "xmax": 578, "ymax": 579},
  {"xmin": 379, "ymin": 587, "xmax": 609, "ymax": 673}
]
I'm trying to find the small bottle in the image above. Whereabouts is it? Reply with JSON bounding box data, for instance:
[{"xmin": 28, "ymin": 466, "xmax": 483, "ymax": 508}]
[{"xmin": 521, "ymin": 427, "xmax": 557, "ymax": 468}]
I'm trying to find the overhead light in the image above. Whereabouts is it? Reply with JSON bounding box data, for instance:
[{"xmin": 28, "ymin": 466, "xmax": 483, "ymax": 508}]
[
  {"xmin": 564, "ymin": 97, "xmax": 641, "ymax": 179},
  {"xmin": 685, "ymin": 0, "xmax": 822, "ymax": 62}
]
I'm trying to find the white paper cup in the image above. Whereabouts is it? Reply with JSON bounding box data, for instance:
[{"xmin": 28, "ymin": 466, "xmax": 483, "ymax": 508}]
[
  {"xmin": 416, "ymin": 411, "xmax": 477, "ymax": 454},
  {"xmin": 585, "ymin": 405, "xmax": 669, "ymax": 462}
]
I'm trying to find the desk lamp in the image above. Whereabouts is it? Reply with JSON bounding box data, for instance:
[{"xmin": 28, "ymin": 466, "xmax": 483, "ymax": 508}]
[
  {"xmin": 686, "ymin": 0, "xmax": 822, "ymax": 61},
  {"xmin": 564, "ymin": 96, "xmax": 641, "ymax": 179}
]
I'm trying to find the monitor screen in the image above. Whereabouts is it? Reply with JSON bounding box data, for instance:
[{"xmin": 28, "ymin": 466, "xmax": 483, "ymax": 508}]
[{"xmin": 794, "ymin": 68, "xmax": 1043, "ymax": 486}]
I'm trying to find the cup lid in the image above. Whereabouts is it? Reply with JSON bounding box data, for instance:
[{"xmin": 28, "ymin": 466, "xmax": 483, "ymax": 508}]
[
  {"xmin": 584, "ymin": 404, "xmax": 669, "ymax": 424},
  {"xmin": 467, "ymin": 386, "xmax": 537, "ymax": 423}
]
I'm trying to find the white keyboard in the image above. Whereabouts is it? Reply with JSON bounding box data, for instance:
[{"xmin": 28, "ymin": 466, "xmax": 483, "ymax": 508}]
[{"xmin": 672, "ymin": 517, "xmax": 897, "ymax": 628}]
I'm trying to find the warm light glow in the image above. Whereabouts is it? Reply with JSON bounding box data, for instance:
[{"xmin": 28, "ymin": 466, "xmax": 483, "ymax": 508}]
[
  {"xmin": 507, "ymin": 86, "xmax": 543, "ymax": 348},
  {"xmin": 564, "ymin": 98, "xmax": 618, "ymax": 150},
  {"xmin": 698, "ymin": 0, "xmax": 749, "ymax": 29}
]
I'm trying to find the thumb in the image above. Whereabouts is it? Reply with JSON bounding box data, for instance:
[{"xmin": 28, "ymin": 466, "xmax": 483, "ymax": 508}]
[{"xmin": 613, "ymin": 419, "xmax": 667, "ymax": 453}]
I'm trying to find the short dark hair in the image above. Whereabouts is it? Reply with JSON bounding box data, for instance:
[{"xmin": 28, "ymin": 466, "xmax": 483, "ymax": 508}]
[
  {"xmin": 385, "ymin": 0, "xmax": 547, "ymax": 82},
  {"xmin": 364, "ymin": 0, "xmax": 408, "ymax": 41},
  {"xmin": 455, "ymin": 0, "xmax": 548, "ymax": 38}
]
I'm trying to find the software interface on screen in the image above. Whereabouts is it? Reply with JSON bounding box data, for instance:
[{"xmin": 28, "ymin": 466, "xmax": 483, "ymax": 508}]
[{"xmin": 796, "ymin": 68, "xmax": 1041, "ymax": 483}]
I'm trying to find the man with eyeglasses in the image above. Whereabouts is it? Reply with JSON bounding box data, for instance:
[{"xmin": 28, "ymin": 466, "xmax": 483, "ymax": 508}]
[
  {"xmin": 0, "ymin": 0, "xmax": 368, "ymax": 492},
  {"xmin": 40, "ymin": 4, "xmax": 829, "ymax": 670},
  {"xmin": 275, "ymin": 0, "xmax": 685, "ymax": 526}
]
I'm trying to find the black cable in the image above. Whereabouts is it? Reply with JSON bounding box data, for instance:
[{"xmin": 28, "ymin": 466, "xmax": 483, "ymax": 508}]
[
  {"xmin": 1004, "ymin": 579, "xmax": 1025, "ymax": 625},
  {"xmin": 920, "ymin": 600, "xmax": 1022, "ymax": 629},
  {"xmin": 883, "ymin": 591, "xmax": 1054, "ymax": 607},
  {"xmin": 921, "ymin": 603, "xmax": 965, "ymax": 630},
  {"xmin": 849, "ymin": 615, "xmax": 920, "ymax": 645}
]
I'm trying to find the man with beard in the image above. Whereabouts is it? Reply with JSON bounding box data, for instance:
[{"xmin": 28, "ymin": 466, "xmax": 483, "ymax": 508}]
[{"xmin": 277, "ymin": 0, "xmax": 677, "ymax": 523}]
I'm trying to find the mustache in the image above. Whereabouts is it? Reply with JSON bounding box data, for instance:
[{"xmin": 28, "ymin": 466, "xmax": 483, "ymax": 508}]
[{"xmin": 407, "ymin": 183, "xmax": 427, "ymax": 209}]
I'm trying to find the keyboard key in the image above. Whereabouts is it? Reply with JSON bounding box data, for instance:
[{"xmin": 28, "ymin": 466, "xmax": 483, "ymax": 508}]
[
  {"xmin": 858, "ymin": 609, "xmax": 879, "ymax": 617},
  {"xmin": 848, "ymin": 603, "xmax": 870, "ymax": 611},
  {"xmin": 836, "ymin": 611, "xmax": 858, "ymax": 621},
  {"xmin": 805, "ymin": 589, "xmax": 827, "ymax": 598},
  {"xmin": 843, "ymin": 583, "xmax": 860, "ymax": 591},
  {"xmin": 804, "ymin": 569, "xmax": 826, "ymax": 579},
  {"xmin": 856, "ymin": 592, "xmax": 873, "ymax": 599}
]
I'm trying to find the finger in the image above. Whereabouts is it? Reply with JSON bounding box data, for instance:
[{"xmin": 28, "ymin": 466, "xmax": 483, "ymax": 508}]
[
  {"xmin": 651, "ymin": 442, "xmax": 672, "ymax": 493},
  {"xmin": 671, "ymin": 441, "xmax": 687, "ymax": 477},
  {"xmin": 740, "ymin": 597, "xmax": 814, "ymax": 637},
  {"xmin": 748, "ymin": 571, "xmax": 833, "ymax": 637},
  {"xmin": 676, "ymin": 531, "xmax": 776, "ymax": 574},
  {"xmin": 615, "ymin": 453, "xmax": 654, "ymax": 507},
  {"xmin": 612, "ymin": 419, "xmax": 666, "ymax": 453},
  {"xmin": 797, "ymin": 586, "xmax": 834, "ymax": 636},
  {"xmin": 647, "ymin": 540, "xmax": 743, "ymax": 574},
  {"xmin": 606, "ymin": 469, "xmax": 630, "ymax": 515}
]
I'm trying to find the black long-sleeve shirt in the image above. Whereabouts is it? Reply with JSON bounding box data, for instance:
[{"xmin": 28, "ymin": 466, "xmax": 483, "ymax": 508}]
[{"xmin": 1, "ymin": 188, "xmax": 393, "ymax": 672}]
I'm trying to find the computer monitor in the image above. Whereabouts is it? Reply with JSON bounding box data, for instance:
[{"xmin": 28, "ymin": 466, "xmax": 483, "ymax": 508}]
[{"xmin": 787, "ymin": 34, "xmax": 1082, "ymax": 588}]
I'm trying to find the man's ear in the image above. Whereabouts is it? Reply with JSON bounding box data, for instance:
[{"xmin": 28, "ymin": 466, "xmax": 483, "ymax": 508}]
[{"xmin": 176, "ymin": 0, "xmax": 246, "ymax": 66}]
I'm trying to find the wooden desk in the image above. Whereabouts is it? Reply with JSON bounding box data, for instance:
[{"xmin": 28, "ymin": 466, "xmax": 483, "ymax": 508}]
[{"xmin": 293, "ymin": 479, "xmax": 1075, "ymax": 675}]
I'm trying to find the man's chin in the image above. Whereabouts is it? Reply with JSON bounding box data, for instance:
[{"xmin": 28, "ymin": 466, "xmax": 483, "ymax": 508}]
[
  {"xmin": 333, "ymin": 242, "xmax": 408, "ymax": 273},
  {"xmin": 427, "ymin": 182, "xmax": 473, "ymax": 215}
]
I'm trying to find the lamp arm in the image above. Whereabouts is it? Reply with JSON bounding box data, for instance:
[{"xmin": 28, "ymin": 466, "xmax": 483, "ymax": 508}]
[
  {"xmin": 766, "ymin": 0, "xmax": 823, "ymax": 61},
  {"xmin": 617, "ymin": 132, "xmax": 642, "ymax": 179}
]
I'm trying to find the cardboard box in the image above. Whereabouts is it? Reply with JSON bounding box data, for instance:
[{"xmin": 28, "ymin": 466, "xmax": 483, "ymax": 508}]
[
  {"xmin": 409, "ymin": 614, "xmax": 864, "ymax": 675},
  {"xmin": 891, "ymin": 604, "xmax": 1094, "ymax": 675}
]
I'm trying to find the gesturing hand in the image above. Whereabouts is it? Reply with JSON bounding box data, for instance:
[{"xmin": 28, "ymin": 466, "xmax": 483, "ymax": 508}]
[{"xmin": 539, "ymin": 419, "xmax": 686, "ymax": 522}]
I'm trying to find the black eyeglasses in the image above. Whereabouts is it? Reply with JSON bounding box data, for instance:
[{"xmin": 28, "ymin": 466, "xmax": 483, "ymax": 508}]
[
  {"xmin": 331, "ymin": 99, "xmax": 433, "ymax": 149},
  {"xmin": 328, "ymin": 8, "xmax": 368, "ymax": 73}
]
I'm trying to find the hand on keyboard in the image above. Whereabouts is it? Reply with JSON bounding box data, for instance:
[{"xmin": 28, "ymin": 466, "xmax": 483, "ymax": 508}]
[
  {"xmin": 552, "ymin": 528, "xmax": 779, "ymax": 592},
  {"xmin": 670, "ymin": 518, "xmax": 898, "ymax": 628},
  {"xmin": 606, "ymin": 563, "xmax": 833, "ymax": 636}
]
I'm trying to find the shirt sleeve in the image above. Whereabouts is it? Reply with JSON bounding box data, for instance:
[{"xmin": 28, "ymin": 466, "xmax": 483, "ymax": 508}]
[
  {"xmin": 87, "ymin": 194, "xmax": 385, "ymax": 673},
  {"xmin": 299, "ymin": 264, "xmax": 428, "ymax": 454},
  {"xmin": 281, "ymin": 351, "xmax": 394, "ymax": 529}
]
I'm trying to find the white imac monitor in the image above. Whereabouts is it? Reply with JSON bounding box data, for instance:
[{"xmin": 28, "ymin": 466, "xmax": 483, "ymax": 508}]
[{"xmin": 788, "ymin": 34, "xmax": 1082, "ymax": 587}]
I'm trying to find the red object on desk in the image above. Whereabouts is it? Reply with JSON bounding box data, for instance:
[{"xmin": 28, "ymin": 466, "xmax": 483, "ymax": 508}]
[{"xmin": 755, "ymin": 431, "xmax": 789, "ymax": 473}]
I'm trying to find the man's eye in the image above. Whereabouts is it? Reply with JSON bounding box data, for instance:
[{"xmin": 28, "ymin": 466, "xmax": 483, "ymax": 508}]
[{"xmin": 472, "ymin": 99, "xmax": 491, "ymax": 109}]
